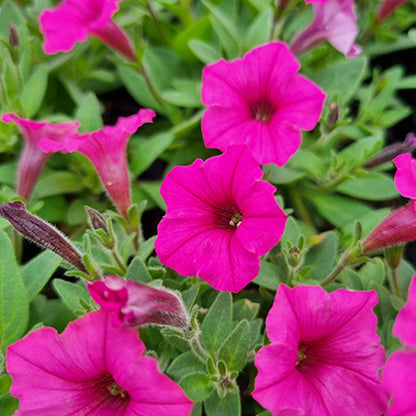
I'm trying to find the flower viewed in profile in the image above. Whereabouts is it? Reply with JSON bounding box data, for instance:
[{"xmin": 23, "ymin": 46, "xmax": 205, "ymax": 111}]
[
  {"xmin": 291, "ymin": 0, "xmax": 362, "ymax": 58},
  {"xmin": 6, "ymin": 310, "xmax": 194, "ymax": 415},
  {"xmin": 382, "ymin": 275, "xmax": 416, "ymax": 415},
  {"xmin": 88, "ymin": 275, "xmax": 189, "ymax": 329},
  {"xmin": 253, "ymin": 284, "xmax": 389, "ymax": 415},
  {"xmin": 1, "ymin": 113, "xmax": 81, "ymax": 201},
  {"xmin": 201, "ymin": 42, "xmax": 325, "ymax": 167},
  {"xmin": 73, "ymin": 110, "xmax": 156, "ymax": 219},
  {"xmin": 154, "ymin": 145, "xmax": 287, "ymax": 292},
  {"xmin": 39, "ymin": 0, "xmax": 136, "ymax": 60}
]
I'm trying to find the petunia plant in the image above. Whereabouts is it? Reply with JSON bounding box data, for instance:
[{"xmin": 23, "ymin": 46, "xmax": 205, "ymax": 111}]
[{"xmin": 0, "ymin": 0, "xmax": 415, "ymax": 415}]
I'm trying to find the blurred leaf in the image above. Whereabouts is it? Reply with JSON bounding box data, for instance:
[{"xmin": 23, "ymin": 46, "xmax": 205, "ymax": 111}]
[
  {"xmin": 20, "ymin": 64, "xmax": 48, "ymax": 117},
  {"xmin": 232, "ymin": 298, "xmax": 259, "ymax": 322},
  {"xmin": 204, "ymin": 390, "xmax": 241, "ymax": 416},
  {"xmin": 243, "ymin": 8, "xmax": 272, "ymax": 51},
  {"xmin": 126, "ymin": 256, "xmax": 152, "ymax": 282},
  {"xmin": 253, "ymin": 259, "xmax": 282, "ymax": 290},
  {"xmin": 0, "ymin": 230, "xmax": 28, "ymax": 351},
  {"xmin": 162, "ymin": 79, "xmax": 202, "ymax": 107},
  {"xmin": 179, "ymin": 372, "xmax": 214, "ymax": 402},
  {"xmin": 264, "ymin": 164, "xmax": 305, "ymax": 185},
  {"xmin": 338, "ymin": 136, "xmax": 383, "ymax": 170},
  {"xmin": 188, "ymin": 39, "xmax": 222, "ymax": 64},
  {"xmin": 201, "ymin": 292, "xmax": 232, "ymax": 354},
  {"xmin": 167, "ymin": 350, "xmax": 206, "ymax": 380},
  {"xmin": 359, "ymin": 257, "xmax": 386, "ymax": 289},
  {"xmin": 35, "ymin": 171, "xmax": 84, "ymax": 198},
  {"xmin": 336, "ymin": 172, "xmax": 398, "ymax": 201},
  {"xmin": 74, "ymin": 92, "xmax": 103, "ymax": 131},
  {"xmin": 21, "ymin": 250, "xmax": 61, "ymax": 302},
  {"xmin": 52, "ymin": 279, "xmax": 91, "ymax": 315}
]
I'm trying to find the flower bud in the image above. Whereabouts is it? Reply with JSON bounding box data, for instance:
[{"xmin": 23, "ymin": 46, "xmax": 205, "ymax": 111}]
[
  {"xmin": 362, "ymin": 201, "xmax": 416, "ymax": 253},
  {"xmin": 376, "ymin": 0, "xmax": 409, "ymax": 24},
  {"xmin": 0, "ymin": 201, "xmax": 87, "ymax": 273},
  {"xmin": 326, "ymin": 102, "xmax": 339, "ymax": 128},
  {"xmin": 85, "ymin": 206, "xmax": 108, "ymax": 234},
  {"xmin": 8, "ymin": 24, "xmax": 19, "ymax": 48},
  {"xmin": 88, "ymin": 275, "xmax": 189, "ymax": 329}
]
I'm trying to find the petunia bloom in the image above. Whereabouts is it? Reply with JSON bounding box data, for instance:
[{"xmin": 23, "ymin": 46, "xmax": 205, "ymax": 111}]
[
  {"xmin": 201, "ymin": 42, "xmax": 325, "ymax": 167},
  {"xmin": 1, "ymin": 113, "xmax": 81, "ymax": 201},
  {"xmin": 68, "ymin": 110, "xmax": 156, "ymax": 219},
  {"xmin": 253, "ymin": 284, "xmax": 389, "ymax": 415},
  {"xmin": 393, "ymin": 152, "xmax": 416, "ymax": 199},
  {"xmin": 154, "ymin": 145, "xmax": 288, "ymax": 293},
  {"xmin": 382, "ymin": 275, "xmax": 416, "ymax": 415},
  {"xmin": 88, "ymin": 275, "xmax": 189, "ymax": 329},
  {"xmin": 39, "ymin": 0, "xmax": 136, "ymax": 60},
  {"xmin": 376, "ymin": 0, "xmax": 409, "ymax": 23},
  {"xmin": 6, "ymin": 310, "xmax": 193, "ymax": 415},
  {"xmin": 290, "ymin": 0, "xmax": 362, "ymax": 58}
]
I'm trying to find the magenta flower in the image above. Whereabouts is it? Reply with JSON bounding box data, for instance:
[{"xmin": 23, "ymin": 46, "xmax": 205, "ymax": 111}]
[
  {"xmin": 382, "ymin": 276, "xmax": 416, "ymax": 415},
  {"xmin": 201, "ymin": 42, "xmax": 325, "ymax": 167},
  {"xmin": 305, "ymin": 0, "xmax": 331, "ymax": 3},
  {"xmin": 6, "ymin": 310, "xmax": 193, "ymax": 415},
  {"xmin": 71, "ymin": 110, "xmax": 156, "ymax": 219},
  {"xmin": 39, "ymin": 0, "xmax": 136, "ymax": 60},
  {"xmin": 253, "ymin": 284, "xmax": 389, "ymax": 415},
  {"xmin": 1, "ymin": 113, "xmax": 81, "ymax": 201},
  {"xmin": 291, "ymin": 0, "xmax": 362, "ymax": 58},
  {"xmin": 154, "ymin": 145, "xmax": 287, "ymax": 293},
  {"xmin": 88, "ymin": 275, "xmax": 189, "ymax": 329},
  {"xmin": 376, "ymin": 0, "xmax": 409, "ymax": 23},
  {"xmin": 393, "ymin": 153, "xmax": 416, "ymax": 199}
]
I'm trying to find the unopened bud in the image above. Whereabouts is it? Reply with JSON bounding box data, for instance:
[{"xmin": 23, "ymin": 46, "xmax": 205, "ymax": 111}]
[
  {"xmin": 362, "ymin": 201, "xmax": 416, "ymax": 253},
  {"xmin": 85, "ymin": 206, "xmax": 108, "ymax": 233},
  {"xmin": 0, "ymin": 201, "xmax": 87, "ymax": 273},
  {"xmin": 8, "ymin": 24, "xmax": 19, "ymax": 48},
  {"xmin": 88, "ymin": 275, "xmax": 189, "ymax": 329},
  {"xmin": 327, "ymin": 102, "xmax": 339, "ymax": 128}
]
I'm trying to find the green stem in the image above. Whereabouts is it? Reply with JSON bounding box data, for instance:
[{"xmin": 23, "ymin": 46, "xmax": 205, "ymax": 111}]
[
  {"xmin": 390, "ymin": 267, "xmax": 402, "ymax": 299},
  {"xmin": 321, "ymin": 247, "xmax": 359, "ymax": 286},
  {"xmin": 111, "ymin": 249, "xmax": 127, "ymax": 274},
  {"xmin": 189, "ymin": 332, "xmax": 210, "ymax": 362},
  {"xmin": 289, "ymin": 187, "xmax": 317, "ymax": 233},
  {"xmin": 145, "ymin": 0, "xmax": 172, "ymax": 46}
]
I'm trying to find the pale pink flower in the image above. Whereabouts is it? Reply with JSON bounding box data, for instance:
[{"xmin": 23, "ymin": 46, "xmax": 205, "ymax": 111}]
[
  {"xmin": 39, "ymin": 0, "xmax": 136, "ymax": 60},
  {"xmin": 253, "ymin": 284, "xmax": 389, "ymax": 415},
  {"xmin": 291, "ymin": 0, "xmax": 362, "ymax": 58},
  {"xmin": 393, "ymin": 153, "xmax": 416, "ymax": 199},
  {"xmin": 382, "ymin": 276, "xmax": 416, "ymax": 415},
  {"xmin": 201, "ymin": 42, "xmax": 325, "ymax": 167},
  {"xmin": 154, "ymin": 145, "xmax": 287, "ymax": 293},
  {"xmin": 72, "ymin": 110, "xmax": 156, "ymax": 219},
  {"xmin": 6, "ymin": 310, "xmax": 193, "ymax": 415},
  {"xmin": 376, "ymin": 0, "xmax": 409, "ymax": 23},
  {"xmin": 88, "ymin": 275, "xmax": 189, "ymax": 329},
  {"xmin": 1, "ymin": 113, "xmax": 80, "ymax": 201}
]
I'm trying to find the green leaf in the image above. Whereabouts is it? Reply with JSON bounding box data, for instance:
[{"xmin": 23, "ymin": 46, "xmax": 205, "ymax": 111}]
[
  {"xmin": 218, "ymin": 319, "xmax": 250, "ymax": 373},
  {"xmin": 52, "ymin": 279, "xmax": 91, "ymax": 315},
  {"xmin": 20, "ymin": 64, "xmax": 48, "ymax": 117},
  {"xmin": 34, "ymin": 171, "xmax": 84, "ymax": 198},
  {"xmin": 232, "ymin": 298, "xmax": 259, "ymax": 322},
  {"xmin": 0, "ymin": 394, "xmax": 18, "ymax": 416},
  {"xmin": 137, "ymin": 236, "xmax": 156, "ymax": 261},
  {"xmin": 253, "ymin": 259, "xmax": 282, "ymax": 290},
  {"xmin": 309, "ymin": 193, "xmax": 372, "ymax": 228},
  {"xmin": 125, "ymin": 256, "xmax": 152, "ymax": 282},
  {"xmin": 74, "ymin": 92, "xmax": 103, "ymax": 131},
  {"xmin": 130, "ymin": 131, "xmax": 175, "ymax": 176},
  {"xmin": 264, "ymin": 164, "xmax": 305, "ymax": 185},
  {"xmin": 244, "ymin": 8, "xmax": 273, "ymax": 51},
  {"xmin": 0, "ymin": 230, "xmax": 29, "ymax": 351},
  {"xmin": 188, "ymin": 39, "xmax": 222, "ymax": 64},
  {"xmin": 201, "ymin": 292, "xmax": 232, "ymax": 354},
  {"xmin": 303, "ymin": 231, "xmax": 337, "ymax": 281},
  {"xmin": 162, "ymin": 79, "xmax": 202, "ymax": 108},
  {"xmin": 359, "ymin": 258, "xmax": 386, "ymax": 289},
  {"xmin": 179, "ymin": 372, "xmax": 215, "ymax": 402},
  {"xmin": 0, "ymin": 375, "xmax": 12, "ymax": 399},
  {"xmin": 21, "ymin": 250, "xmax": 61, "ymax": 302},
  {"xmin": 204, "ymin": 390, "xmax": 241, "ymax": 416},
  {"xmin": 167, "ymin": 350, "xmax": 206, "ymax": 380},
  {"xmin": 337, "ymin": 172, "xmax": 398, "ymax": 201},
  {"xmin": 311, "ymin": 57, "xmax": 368, "ymax": 104}
]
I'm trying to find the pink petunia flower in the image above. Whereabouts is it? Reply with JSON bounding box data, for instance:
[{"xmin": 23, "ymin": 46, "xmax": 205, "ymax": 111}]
[
  {"xmin": 6, "ymin": 309, "xmax": 193, "ymax": 415},
  {"xmin": 252, "ymin": 284, "xmax": 389, "ymax": 415},
  {"xmin": 39, "ymin": 0, "xmax": 136, "ymax": 60},
  {"xmin": 393, "ymin": 153, "xmax": 416, "ymax": 199},
  {"xmin": 1, "ymin": 113, "xmax": 81, "ymax": 201},
  {"xmin": 382, "ymin": 275, "xmax": 416, "ymax": 415},
  {"xmin": 154, "ymin": 145, "xmax": 288, "ymax": 293},
  {"xmin": 88, "ymin": 275, "xmax": 189, "ymax": 329},
  {"xmin": 201, "ymin": 42, "xmax": 325, "ymax": 167},
  {"xmin": 71, "ymin": 110, "xmax": 156, "ymax": 219},
  {"xmin": 290, "ymin": 0, "xmax": 362, "ymax": 58},
  {"xmin": 376, "ymin": 0, "xmax": 409, "ymax": 23}
]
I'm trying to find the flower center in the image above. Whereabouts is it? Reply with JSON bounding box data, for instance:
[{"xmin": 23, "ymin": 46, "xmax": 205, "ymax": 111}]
[
  {"xmin": 108, "ymin": 382, "xmax": 128, "ymax": 398},
  {"xmin": 250, "ymin": 100, "xmax": 275, "ymax": 123},
  {"xmin": 229, "ymin": 212, "xmax": 243, "ymax": 227},
  {"xmin": 215, "ymin": 203, "xmax": 243, "ymax": 229},
  {"xmin": 295, "ymin": 341, "xmax": 322, "ymax": 374}
]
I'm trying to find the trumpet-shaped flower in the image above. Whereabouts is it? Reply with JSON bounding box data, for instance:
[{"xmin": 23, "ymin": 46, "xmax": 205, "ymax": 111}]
[
  {"xmin": 201, "ymin": 42, "xmax": 325, "ymax": 167},
  {"xmin": 382, "ymin": 276, "xmax": 416, "ymax": 416},
  {"xmin": 88, "ymin": 275, "xmax": 189, "ymax": 329},
  {"xmin": 155, "ymin": 145, "xmax": 287, "ymax": 293},
  {"xmin": 376, "ymin": 0, "xmax": 409, "ymax": 23},
  {"xmin": 1, "ymin": 113, "xmax": 81, "ymax": 201},
  {"xmin": 393, "ymin": 153, "xmax": 416, "ymax": 199},
  {"xmin": 69, "ymin": 110, "xmax": 156, "ymax": 219},
  {"xmin": 291, "ymin": 0, "xmax": 361, "ymax": 58},
  {"xmin": 39, "ymin": 0, "xmax": 136, "ymax": 60},
  {"xmin": 253, "ymin": 284, "xmax": 389, "ymax": 415},
  {"xmin": 6, "ymin": 310, "xmax": 193, "ymax": 415}
]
